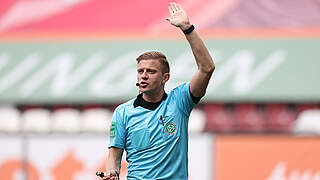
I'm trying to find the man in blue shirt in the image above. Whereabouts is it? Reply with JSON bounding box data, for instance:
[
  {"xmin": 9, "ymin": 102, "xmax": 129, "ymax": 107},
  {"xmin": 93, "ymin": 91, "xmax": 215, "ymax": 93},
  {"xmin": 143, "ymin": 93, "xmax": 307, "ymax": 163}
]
[{"xmin": 101, "ymin": 2, "xmax": 215, "ymax": 180}]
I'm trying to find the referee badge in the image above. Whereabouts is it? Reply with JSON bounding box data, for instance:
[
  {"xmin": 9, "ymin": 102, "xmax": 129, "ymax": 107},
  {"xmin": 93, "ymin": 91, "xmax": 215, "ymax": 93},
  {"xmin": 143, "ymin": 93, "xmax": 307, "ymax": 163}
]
[
  {"xmin": 164, "ymin": 121, "xmax": 177, "ymax": 135},
  {"xmin": 110, "ymin": 122, "xmax": 116, "ymax": 137}
]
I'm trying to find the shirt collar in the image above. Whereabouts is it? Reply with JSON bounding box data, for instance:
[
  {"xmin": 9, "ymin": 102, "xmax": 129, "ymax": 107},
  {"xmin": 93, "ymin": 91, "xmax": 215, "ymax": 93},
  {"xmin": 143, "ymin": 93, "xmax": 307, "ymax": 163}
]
[{"xmin": 133, "ymin": 93, "xmax": 167, "ymax": 110}]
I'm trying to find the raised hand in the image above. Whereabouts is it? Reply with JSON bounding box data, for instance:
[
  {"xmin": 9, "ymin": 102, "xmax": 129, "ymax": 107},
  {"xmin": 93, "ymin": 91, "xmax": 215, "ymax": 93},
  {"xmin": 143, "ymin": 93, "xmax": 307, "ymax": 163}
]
[{"xmin": 166, "ymin": 2, "xmax": 191, "ymax": 31}]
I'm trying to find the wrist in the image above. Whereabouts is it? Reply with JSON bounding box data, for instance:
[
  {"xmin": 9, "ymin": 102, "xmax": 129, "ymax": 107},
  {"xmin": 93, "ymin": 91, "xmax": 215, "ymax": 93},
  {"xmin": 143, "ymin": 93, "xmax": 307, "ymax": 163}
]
[
  {"xmin": 180, "ymin": 23, "xmax": 192, "ymax": 31},
  {"xmin": 182, "ymin": 25, "xmax": 195, "ymax": 35}
]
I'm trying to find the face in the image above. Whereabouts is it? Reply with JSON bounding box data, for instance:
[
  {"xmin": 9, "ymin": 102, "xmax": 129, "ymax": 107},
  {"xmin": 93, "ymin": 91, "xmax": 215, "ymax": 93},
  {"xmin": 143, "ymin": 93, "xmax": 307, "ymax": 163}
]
[{"xmin": 137, "ymin": 59, "xmax": 169, "ymax": 95}]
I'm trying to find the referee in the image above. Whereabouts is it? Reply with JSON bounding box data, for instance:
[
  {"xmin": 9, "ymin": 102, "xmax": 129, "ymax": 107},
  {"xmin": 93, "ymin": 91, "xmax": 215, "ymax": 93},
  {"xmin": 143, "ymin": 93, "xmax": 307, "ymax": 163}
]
[{"xmin": 100, "ymin": 2, "xmax": 215, "ymax": 180}]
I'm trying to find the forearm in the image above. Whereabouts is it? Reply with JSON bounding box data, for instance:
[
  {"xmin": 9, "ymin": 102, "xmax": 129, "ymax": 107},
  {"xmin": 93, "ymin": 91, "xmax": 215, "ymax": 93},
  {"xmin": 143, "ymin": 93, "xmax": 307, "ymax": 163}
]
[
  {"xmin": 105, "ymin": 147, "xmax": 123, "ymax": 174},
  {"xmin": 184, "ymin": 28, "xmax": 215, "ymax": 73},
  {"xmin": 167, "ymin": 2, "xmax": 215, "ymax": 97},
  {"xmin": 105, "ymin": 155, "xmax": 121, "ymax": 173}
]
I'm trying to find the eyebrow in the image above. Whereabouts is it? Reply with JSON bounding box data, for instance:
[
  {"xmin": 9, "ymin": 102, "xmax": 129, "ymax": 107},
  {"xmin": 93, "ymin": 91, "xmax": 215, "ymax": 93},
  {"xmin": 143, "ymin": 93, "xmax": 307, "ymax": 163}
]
[{"xmin": 137, "ymin": 67, "xmax": 158, "ymax": 71}]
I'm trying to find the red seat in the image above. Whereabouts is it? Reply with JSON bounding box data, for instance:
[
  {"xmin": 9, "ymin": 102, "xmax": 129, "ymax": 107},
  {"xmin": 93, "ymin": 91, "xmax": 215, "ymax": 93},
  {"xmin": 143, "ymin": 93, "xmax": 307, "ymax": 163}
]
[
  {"xmin": 81, "ymin": 104, "xmax": 104, "ymax": 111},
  {"xmin": 265, "ymin": 104, "xmax": 297, "ymax": 132},
  {"xmin": 21, "ymin": 105, "xmax": 43, "ymax": 112},
  {"xmin": 233, "ymin": 104, "xmax": 265, "ymax": 132},
  {"xmin": 203, "ymin": 104, "xmax": 234, "ymax": 133},
  {"xmin": 296, "ymin": 103, "xmax": 319, "ymax": 114},
  {"xmin": 52, "ymin": 104, "xmax": 74, "ymax": 111}
]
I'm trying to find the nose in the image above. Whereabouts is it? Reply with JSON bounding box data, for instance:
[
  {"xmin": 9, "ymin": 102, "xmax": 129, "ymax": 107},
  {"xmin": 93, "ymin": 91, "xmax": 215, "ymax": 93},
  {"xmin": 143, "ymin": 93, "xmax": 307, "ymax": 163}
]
[{"xmin": 141, "ymin": 71, "xmax": 148, "ymax": 79}]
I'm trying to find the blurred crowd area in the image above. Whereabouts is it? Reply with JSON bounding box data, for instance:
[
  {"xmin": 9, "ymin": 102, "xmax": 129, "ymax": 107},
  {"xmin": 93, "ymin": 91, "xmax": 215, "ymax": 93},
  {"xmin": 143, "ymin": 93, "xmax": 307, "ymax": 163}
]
[{"xmin": 1, "ymin": 102, "xmax": 320, "ymax": 135}]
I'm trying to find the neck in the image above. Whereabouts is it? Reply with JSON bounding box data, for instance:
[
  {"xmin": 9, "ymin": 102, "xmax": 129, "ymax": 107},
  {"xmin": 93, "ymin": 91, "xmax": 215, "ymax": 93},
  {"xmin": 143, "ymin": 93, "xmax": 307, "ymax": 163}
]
[{"xmin": 142, "ymin": 88, "xmax": 165, "ymax": 103}]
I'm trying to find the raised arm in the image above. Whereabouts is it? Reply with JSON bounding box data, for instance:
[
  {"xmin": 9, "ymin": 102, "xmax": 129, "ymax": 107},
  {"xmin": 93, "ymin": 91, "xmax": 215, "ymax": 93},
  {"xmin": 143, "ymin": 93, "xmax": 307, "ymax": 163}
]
[
  {"xmin": 102, "ymin": 147, "xmax": 123, "ymax": 180},
  {"xmin": 166, "ymin": 2, "xmax": 215, "ymax": 98}
]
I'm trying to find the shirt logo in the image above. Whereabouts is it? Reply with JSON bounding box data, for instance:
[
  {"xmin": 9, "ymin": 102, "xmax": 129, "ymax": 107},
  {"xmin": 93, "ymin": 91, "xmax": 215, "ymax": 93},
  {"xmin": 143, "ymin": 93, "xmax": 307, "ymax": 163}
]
[{"xmin": 164, "ymin": 121, "xmax": 177, "ymax": 135}]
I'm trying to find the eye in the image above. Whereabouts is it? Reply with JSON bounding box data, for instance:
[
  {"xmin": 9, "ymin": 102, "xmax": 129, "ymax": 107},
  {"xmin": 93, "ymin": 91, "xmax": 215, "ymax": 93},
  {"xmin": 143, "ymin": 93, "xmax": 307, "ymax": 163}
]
[{"xmin": 147, "ymin": 69, "xmax": 156, "ymax": 74}]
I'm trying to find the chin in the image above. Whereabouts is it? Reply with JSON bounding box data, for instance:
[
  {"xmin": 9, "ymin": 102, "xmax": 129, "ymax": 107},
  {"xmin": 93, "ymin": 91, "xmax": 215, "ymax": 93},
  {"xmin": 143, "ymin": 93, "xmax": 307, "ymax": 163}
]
[
  {"xmin": 139, "ymin": 88, "xmax": 149, "ymax": 93},
  {"xmin": 140, "ymin": 87, "xmax": 157, "ymax": 94}
]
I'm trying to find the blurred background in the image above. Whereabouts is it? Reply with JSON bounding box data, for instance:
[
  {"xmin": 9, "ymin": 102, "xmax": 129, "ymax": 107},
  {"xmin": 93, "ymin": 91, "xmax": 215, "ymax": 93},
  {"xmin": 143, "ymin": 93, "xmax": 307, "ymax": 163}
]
[{"xmin": 0, "ymin": 0, "xmax": 320, "ymax": 179}]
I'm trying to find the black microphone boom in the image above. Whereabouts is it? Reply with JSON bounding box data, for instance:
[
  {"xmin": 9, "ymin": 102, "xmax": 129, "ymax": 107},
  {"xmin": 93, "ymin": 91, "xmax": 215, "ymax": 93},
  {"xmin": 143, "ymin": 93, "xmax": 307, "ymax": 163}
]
[
  {"xmin": 136, "ymin": 83, "xmax": 140, "ymax": 86},
  {"xmin": 96, "ymin": 171, "xmax": 105, "ymax": 177}
]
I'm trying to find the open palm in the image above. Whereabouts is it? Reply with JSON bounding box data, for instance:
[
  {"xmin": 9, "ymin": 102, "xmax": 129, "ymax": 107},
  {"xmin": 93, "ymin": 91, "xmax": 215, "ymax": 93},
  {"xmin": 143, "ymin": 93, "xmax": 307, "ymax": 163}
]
[{"xmin": 166, "ymin": 2, "xmax": 190, "ymax": 30}]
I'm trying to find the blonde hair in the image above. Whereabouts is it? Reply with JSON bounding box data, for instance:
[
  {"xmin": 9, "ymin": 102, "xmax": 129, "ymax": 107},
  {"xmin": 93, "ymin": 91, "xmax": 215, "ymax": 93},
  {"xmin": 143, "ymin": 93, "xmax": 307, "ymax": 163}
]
[{"xmin": 136, "ymin": 51, "xmax": 170, "ymax": 74}]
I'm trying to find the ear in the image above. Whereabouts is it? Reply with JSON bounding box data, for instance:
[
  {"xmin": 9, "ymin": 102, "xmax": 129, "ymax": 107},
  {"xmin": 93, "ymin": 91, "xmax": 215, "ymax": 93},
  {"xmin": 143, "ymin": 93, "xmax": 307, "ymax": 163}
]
[{"xmin": 162, "ymin": 73, "xmax": 170, "ymax": 84}]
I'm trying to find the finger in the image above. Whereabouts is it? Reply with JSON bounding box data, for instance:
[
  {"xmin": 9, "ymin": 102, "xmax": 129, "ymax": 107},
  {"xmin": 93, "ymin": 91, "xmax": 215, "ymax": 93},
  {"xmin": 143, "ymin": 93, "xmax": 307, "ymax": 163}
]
[
  {"xmin": 172, "ymin": 2, "xmax": 178, "ymax": 12},
  {"xmin": 105, "ymin": 173, "xmax": 111, "ymax": 179},
  {"xmin": 101, "ymin": 174, "xmax": 108, "ymax": 180},
  {"xmin": 168, "ymin": 3, "xmax": 175, "ymax": 16},
  {"xmin": 175, "ymin": 2, "xmax": 182, "ymax": 11}
]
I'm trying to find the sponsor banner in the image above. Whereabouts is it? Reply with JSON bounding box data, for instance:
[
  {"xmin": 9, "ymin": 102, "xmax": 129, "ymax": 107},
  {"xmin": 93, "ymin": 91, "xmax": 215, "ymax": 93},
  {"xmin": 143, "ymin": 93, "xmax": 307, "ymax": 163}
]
[
  {"xmin": 0, "ymin": 39, "xmax": 320, "ymax": 103},
  {"xmin": 0, "ymin": 135, "xmax": 113, "ymax": 180},
  {"xmin": 0, "ymin": 134, "xmax": 212, "ymax": 180},
  {"xmin": 0, "ymin": 136, "xmax": 23, "ymax": 179},
  {"xmin": 215, "ymin": 135, "xmax": 320, "ymax": 180}
]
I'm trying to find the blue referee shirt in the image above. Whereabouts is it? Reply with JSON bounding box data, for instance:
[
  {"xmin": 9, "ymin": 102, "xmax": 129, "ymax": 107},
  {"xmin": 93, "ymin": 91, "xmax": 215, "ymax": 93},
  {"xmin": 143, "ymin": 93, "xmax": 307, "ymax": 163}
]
[{"xmin": 109, "ymin": 82, "xmax": 196, "ymax": 180}]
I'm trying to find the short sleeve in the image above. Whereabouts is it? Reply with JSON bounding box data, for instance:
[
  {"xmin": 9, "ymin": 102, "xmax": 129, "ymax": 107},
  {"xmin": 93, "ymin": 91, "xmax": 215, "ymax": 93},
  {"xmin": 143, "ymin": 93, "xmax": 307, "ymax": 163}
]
[
  {"xmin": 108, "ymin": 107, "xmax": 126, "ymax": 149},
  {"xmin": 171, "ymin": 82, "xmax": 196, "ymax": 116}
]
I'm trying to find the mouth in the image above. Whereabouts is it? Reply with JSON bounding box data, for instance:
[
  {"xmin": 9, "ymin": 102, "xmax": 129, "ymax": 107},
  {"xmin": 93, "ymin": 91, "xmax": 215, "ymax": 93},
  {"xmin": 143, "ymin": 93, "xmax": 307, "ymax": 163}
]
[{"xmin": 139, "ymin": 82, "xmax": 149, "ymax": 88}]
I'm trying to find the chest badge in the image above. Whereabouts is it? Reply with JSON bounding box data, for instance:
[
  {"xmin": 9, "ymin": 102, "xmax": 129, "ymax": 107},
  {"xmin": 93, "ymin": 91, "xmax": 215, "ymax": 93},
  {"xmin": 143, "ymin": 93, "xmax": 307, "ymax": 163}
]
[{"xmin": 164, "ymin": 121, "xmax": 177, "ymax": 135}]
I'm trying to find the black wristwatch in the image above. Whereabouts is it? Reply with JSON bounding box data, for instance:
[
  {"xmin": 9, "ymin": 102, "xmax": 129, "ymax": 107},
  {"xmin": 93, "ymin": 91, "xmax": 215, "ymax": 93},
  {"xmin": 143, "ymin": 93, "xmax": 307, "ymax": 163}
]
[{"xmin": 183, "ymin": 25, "xmax": 195, "ymax": 35}]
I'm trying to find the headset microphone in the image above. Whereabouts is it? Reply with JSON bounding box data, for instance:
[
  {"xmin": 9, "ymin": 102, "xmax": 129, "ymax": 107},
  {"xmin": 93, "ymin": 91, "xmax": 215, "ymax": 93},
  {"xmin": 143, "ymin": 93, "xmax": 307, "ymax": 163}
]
[
  {"xmin": 96, "ymin": 171, "xmax": 104, "ymax": 178},
  {"xmin": 136, "ymin": 83, "xmax": 140, "ymax": 86}
]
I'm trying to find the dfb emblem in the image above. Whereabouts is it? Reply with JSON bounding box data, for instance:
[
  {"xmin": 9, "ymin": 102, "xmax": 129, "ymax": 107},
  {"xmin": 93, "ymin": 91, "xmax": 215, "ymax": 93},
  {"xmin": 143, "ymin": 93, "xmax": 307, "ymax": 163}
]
[{"xmin": 164, "ymin": 121, "xmax": 177, "ymax": 135}]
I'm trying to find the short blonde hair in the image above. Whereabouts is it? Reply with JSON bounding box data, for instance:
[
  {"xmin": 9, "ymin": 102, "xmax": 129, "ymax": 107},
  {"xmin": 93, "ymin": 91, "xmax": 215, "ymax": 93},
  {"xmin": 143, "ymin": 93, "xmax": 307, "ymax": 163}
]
[{"xmin": 136, "ymin": 51, "xmax": 170, "ymax": 74}]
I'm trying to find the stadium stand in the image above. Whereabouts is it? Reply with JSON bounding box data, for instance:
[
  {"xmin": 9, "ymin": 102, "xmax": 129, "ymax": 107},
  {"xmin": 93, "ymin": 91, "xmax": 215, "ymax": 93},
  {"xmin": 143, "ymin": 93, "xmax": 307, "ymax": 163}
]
[
  {"xmin": 265, "ymin": 104, "xmax": 297, "ymax": 132},
  {"xmin": 296, "ymin": 103, "xmax": 319, "ymax": 114},
  {"xmin": 293, "ymin": 109, "xmax": 320, "ymax": 135},
  {"xmin": 233, "ymin": 103, "xmax": 265, "ymax": 133},
  {"xmin": 0, "ymin": 105, "xmax": 20, "ymax": 133},
  {"xmin": 0, "ymin": 103, "xmax": 318, "ymax": 134},
  {"xmin": 203, "ymin": 104, "xmax": 234, "ymax": 133},
  {"xmin": 189, "ymin": 108, "xmax": 206, "ymax": 133},
  {"xmin": 80, "ymin": 107, "xmax": 112, "ymax": 133},
  {"xmin": 51, "ymin": 108, "xmax": 80, "ymax": 133},
  {"xmin": 21, "ymin": 108, "xmax": 51, "ymax": 133}
]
